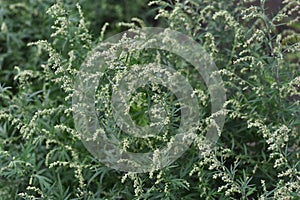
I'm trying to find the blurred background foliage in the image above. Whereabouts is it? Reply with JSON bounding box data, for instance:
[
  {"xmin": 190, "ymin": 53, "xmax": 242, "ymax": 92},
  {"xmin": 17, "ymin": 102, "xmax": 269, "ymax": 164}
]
[{"xmin": 0, "ymin": 0, "xmax": 159, "ymax": 91}]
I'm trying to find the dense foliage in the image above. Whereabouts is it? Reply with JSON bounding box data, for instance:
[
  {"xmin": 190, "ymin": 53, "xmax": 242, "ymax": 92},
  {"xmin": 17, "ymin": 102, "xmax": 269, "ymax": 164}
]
[{"xmin": 0, "ymin": 0, "xmax": 299, "ymax": 199}]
